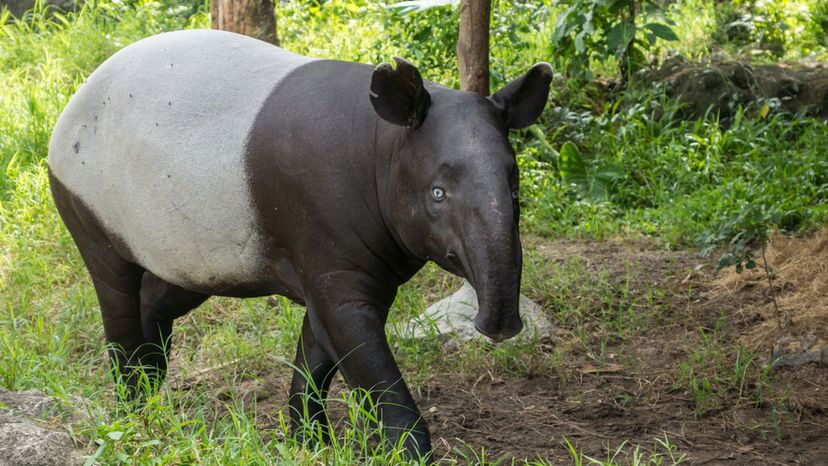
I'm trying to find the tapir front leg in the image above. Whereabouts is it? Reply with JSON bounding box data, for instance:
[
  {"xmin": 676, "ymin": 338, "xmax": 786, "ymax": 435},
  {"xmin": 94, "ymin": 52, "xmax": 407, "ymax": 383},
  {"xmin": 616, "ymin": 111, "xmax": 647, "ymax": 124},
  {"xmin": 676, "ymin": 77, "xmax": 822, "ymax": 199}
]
[{"xmin": 309, "ymin": 294, "xmax": 432, "ymax": 460}]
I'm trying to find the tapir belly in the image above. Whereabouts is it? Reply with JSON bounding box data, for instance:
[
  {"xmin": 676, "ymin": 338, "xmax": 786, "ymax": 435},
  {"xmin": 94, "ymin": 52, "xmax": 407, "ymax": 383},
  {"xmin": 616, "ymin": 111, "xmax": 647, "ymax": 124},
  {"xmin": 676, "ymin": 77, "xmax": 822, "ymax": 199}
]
[{"xmin": 48, "ymin": 29, "xmax": 316, "ymax": 294}]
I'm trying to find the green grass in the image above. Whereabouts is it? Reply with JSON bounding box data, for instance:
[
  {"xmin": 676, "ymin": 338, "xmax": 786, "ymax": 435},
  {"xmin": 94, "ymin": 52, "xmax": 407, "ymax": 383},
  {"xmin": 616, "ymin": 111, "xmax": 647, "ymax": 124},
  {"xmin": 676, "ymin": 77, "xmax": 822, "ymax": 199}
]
[
  {"xmin": 562, "ymin": 435, "xmax": 686, "ymax": 466},
  {"xmin": 673, "ymin": 311, "xmax": 775, "ymax": 419},
  {"xmin": 2, "ymin": 0, "xmax": 827, "ymax": 463}
]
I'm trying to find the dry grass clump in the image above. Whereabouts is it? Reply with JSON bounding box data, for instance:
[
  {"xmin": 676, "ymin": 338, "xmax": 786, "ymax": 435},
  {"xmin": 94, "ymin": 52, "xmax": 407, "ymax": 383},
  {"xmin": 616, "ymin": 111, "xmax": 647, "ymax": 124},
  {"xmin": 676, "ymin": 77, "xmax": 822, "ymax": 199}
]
[{"xmin": 714, "ymin": 228, "xmax": 828, "ymax": 347}]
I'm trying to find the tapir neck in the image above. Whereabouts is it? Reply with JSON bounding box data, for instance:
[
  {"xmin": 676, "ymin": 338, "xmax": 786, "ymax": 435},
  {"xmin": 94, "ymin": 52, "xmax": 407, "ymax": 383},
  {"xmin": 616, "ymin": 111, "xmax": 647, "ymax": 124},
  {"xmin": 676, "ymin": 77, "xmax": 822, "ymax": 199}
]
[
  {"xmin": 245, "ymin": 59, "xmax": 425, "ymax": 288},
  {"xmin": 373, "ymin": 122, "xmax": 423, "ymax": 265}
]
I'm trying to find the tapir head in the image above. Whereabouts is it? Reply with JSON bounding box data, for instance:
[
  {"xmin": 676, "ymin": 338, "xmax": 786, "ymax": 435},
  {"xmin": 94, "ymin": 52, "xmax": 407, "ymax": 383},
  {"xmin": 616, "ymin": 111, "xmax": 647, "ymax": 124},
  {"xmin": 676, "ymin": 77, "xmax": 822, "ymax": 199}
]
[{"xmin": 371, "ymin": 58, "xmax": 552, "ymax": 342}]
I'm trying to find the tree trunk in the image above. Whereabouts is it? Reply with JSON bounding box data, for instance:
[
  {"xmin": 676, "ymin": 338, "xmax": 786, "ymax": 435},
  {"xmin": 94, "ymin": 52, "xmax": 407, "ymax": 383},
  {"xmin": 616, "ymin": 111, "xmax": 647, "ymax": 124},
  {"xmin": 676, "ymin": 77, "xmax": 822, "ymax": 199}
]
[
  {"xmin": 619, "ymin": 0, "xmax": 637, "ymax": 86},
  {"xmin": 210, "ymin": 0, "xmax": 278, "ymax": 45},
  {"xmin": 456, "ymin": 0, "xmax": 490, "ymax": 96}
]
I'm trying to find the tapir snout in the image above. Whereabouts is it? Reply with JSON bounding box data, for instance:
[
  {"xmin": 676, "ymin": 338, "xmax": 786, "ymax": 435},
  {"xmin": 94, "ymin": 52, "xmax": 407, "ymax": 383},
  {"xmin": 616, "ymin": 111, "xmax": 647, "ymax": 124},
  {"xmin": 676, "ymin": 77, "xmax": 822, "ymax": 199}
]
[{"xmin": 463, "ymin": 214, "xmax": 524, "ymax": 342}]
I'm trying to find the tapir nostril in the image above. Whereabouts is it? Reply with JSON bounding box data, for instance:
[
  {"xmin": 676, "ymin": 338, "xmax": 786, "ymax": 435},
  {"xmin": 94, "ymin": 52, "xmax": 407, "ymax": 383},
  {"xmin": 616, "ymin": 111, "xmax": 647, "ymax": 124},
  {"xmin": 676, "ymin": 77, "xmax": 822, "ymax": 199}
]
[{"xmin": 443, "ymin": 251, "xmax": 466, "ymax": 276}]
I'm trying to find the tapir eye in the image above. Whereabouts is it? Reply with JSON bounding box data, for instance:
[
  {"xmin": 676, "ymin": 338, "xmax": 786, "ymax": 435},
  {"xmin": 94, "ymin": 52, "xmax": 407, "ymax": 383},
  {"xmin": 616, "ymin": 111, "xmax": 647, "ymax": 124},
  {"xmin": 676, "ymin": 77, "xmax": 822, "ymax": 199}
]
[
  {"xmin": 431, "ymin": 186, "xmax": 446, "ymax": 201},
  {"xmin": 511, "ymin": 190, "xmax": 519, "ymax": 200}
]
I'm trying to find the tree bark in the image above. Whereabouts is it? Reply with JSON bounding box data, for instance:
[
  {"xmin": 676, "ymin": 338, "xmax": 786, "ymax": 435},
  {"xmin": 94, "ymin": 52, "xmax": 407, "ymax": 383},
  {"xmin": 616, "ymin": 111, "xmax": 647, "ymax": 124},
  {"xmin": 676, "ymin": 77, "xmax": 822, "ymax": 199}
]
[
  {"xmin": 619, "ymin": 0, "xmax": 637, "ymax": 86},
  {"xmin": 456, "ymin": 0, "xmax": 490, "ymax": 96},
  {"xmin": 210, "ymin": 0, "xmax": 278, "ymax": 45}
]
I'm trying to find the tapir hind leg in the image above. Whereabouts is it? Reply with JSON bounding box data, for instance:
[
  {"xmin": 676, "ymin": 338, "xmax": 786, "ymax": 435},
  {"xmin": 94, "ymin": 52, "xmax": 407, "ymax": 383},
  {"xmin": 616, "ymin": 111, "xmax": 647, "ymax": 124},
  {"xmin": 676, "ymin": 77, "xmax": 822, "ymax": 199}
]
[
  {"xmin": 139, "ymin": 272, "xmax": 210, "ymax": 386},
  {"xmin": 86, "ymin": 259, "xmax": 154, "ymax": 398},
  {"xmin": 50, "ymin": 172, "xmax": 152, "ymax": 398},
  {"xmin": 51, "ymin": 172, "xmax": 185, "ymax": 399},
  {"xmin": 289, "ymin": 312, "xmax": 338, "ymax": 444}
]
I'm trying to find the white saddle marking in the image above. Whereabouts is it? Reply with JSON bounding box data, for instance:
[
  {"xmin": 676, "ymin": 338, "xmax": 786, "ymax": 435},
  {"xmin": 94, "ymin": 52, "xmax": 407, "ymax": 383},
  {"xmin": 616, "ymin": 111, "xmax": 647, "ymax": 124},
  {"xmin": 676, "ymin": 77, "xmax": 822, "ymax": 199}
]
[{"xmin": 49, "ymin": 29, "xmax": 316, "ymax": 290}]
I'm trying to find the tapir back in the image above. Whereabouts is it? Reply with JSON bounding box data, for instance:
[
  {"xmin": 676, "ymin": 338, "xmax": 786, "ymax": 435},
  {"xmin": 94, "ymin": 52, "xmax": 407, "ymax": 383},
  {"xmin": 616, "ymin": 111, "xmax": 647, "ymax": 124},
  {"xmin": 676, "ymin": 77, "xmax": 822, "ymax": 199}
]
[{"xmin": 48, "ymin": 29, "xmax": 316, "ymax": 291}]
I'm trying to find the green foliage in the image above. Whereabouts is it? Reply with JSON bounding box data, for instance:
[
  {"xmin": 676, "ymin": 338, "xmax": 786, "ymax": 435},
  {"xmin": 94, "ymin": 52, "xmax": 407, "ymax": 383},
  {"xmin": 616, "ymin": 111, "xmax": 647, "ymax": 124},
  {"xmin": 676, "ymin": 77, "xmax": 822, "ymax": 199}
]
[
  {"xmin": 703, "ymin": 204, "xmax": 777, "ymax": 272},
  {"xmin": 551, "ymin": 0, "xmax": 678, "ymax": 82},
  {"xmin": 524, "ymin": 96, "xmax": 828, "ymax": 247},
  {"xmin": 387, "ymin": 0, "xmax": 456, "ymax": 15},
  {"xmin": 564, "ymin": 434, "xmax": 686, "ymax": 465},
  {"xmin": 277, "ymin": 0, "xmax": 460, "ymax": 86},
  {"xmin": 811, "ymin": 1, "xmax": 828, "ymax": 47},
  {"xmin": 714, "ymin": 0, "xmax": 828, "ymax": 59},
  {"xmin": 665, "ymin": 0, "xmax": 716, "ymax": 59},
  {"xmin": 558, "ymin": 141, "xmax": 625, "ymax": 202}
]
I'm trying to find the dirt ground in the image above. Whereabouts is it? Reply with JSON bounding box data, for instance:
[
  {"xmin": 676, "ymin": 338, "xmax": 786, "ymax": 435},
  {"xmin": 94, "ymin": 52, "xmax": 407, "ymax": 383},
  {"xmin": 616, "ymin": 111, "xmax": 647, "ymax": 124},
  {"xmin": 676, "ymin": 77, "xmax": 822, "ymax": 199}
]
[
  {"xmin": 179, "ymin": 236, "xmax": 828, "ymax": 465},
  {"xmin": 416, "ymin": 240, "xmax": 824, "ymax": 465}
]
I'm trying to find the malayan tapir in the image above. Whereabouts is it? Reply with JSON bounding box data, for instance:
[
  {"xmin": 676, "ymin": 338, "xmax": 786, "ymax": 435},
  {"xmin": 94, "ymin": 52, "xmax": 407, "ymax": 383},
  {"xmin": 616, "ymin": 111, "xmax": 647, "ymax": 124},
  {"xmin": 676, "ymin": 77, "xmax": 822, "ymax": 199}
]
[{"xmin": 48, "ymin": 29, "xmax": 551, "ymax": 460}]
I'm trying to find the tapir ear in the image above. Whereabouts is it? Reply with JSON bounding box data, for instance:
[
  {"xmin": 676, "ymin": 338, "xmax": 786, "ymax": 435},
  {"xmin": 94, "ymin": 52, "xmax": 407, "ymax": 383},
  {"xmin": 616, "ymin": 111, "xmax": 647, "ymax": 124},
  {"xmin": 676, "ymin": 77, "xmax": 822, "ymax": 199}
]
[
  {"xmin": 370, "ymin": 57, "xmax": 431, "ymax": 129},
  {"xmin": 489, "ymin": 62, "xmax": 553, "ymax": 130}
]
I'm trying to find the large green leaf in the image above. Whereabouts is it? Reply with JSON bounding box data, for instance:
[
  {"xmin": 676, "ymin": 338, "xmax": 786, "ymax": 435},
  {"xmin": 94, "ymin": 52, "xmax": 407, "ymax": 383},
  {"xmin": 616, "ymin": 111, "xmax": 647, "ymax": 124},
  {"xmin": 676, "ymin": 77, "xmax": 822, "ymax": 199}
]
[
  {"xmin": 608, "ymin": 0, "xmax": 634, "ymax": 15},
  {"xmin": 607, "ymin": 20, "xmax": 635, "ymax": 54},
  {"xmin": 595, "ymin": 162, "xmax": 625, "ymax": 181},
  {"xmin": 559, "ymin": 142, "xmax": 625, "ymax": 202},
  {"xmin": 559, "ymin": 142, "xmax": 587, "ymax": 188},
  {"xmin": 560, "ymin": 142, "xmax": 605, "ymax": 201},
  {"xmin": 574, "ymin": 31, "xmax": 586, "ymax": 53},
  {"xmin": 644, "ymin": 22, "xmax": 679, "ymax": 41}
]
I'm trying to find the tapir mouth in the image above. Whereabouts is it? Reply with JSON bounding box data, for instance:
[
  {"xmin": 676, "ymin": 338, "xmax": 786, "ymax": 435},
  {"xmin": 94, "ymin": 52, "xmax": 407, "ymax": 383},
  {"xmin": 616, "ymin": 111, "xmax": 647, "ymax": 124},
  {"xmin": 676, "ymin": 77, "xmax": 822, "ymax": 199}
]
[
  {"xmin": 461, "ymin": 254, "xmax": 523, "ymax": 343},
  {"xmin": 473, "ymin": 313, "xmax": 523, "ymax": 343}
]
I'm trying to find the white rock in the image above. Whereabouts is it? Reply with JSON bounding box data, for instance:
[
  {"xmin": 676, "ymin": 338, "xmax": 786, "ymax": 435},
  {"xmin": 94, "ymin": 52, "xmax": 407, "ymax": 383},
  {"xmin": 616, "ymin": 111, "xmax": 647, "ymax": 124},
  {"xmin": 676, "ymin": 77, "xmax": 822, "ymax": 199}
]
[
  {"xmin": 0, "ymin": 419, "xmax": 82, "ymax": 466},
  {"xmin": 410, "ymin": 280, "xmax": 553, "ymax": 341},
  {"xmin": 0, "ymin": 389, "xmax": 84, "ymax": 466},
  {"xmin": 772, "ymin": 334, "xmax": 828, "ymax": 368}
]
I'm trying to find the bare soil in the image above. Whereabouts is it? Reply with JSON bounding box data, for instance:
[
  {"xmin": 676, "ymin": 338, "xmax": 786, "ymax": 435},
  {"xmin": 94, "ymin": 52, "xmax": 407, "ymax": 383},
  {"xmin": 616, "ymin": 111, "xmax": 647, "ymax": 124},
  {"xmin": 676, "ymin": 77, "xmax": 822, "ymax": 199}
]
[
  {"xmin": 179, "ymin": 235, "xmax": 828, "ymax": 465},
  {"xmin": 643, "ymin": 56, "xmax": 828, "ymax": 120}
]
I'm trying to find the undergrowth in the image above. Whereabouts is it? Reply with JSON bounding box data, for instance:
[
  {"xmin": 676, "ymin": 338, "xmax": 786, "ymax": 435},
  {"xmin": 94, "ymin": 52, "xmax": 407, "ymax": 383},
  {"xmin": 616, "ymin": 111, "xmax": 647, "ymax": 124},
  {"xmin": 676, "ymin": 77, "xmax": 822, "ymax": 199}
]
[{"xmin": 521, "ymin": 96, "xmax": 828, "ymax": 246}]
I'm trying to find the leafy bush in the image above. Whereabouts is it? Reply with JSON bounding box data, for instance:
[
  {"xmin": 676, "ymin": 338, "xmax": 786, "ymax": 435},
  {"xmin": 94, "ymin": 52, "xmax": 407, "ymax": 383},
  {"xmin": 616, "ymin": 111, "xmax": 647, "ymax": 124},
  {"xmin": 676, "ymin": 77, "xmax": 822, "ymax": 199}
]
[
  {"xmin": 714, "ymin": 0, "xmax": 828, "ymax": 58},
  {"xmin": 550, "ymin": 0, "xmax": 678, "ymax": 82},
  {"xmin": 520, "ymin": 94, "xmax": 828, "ymax": 245}
]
